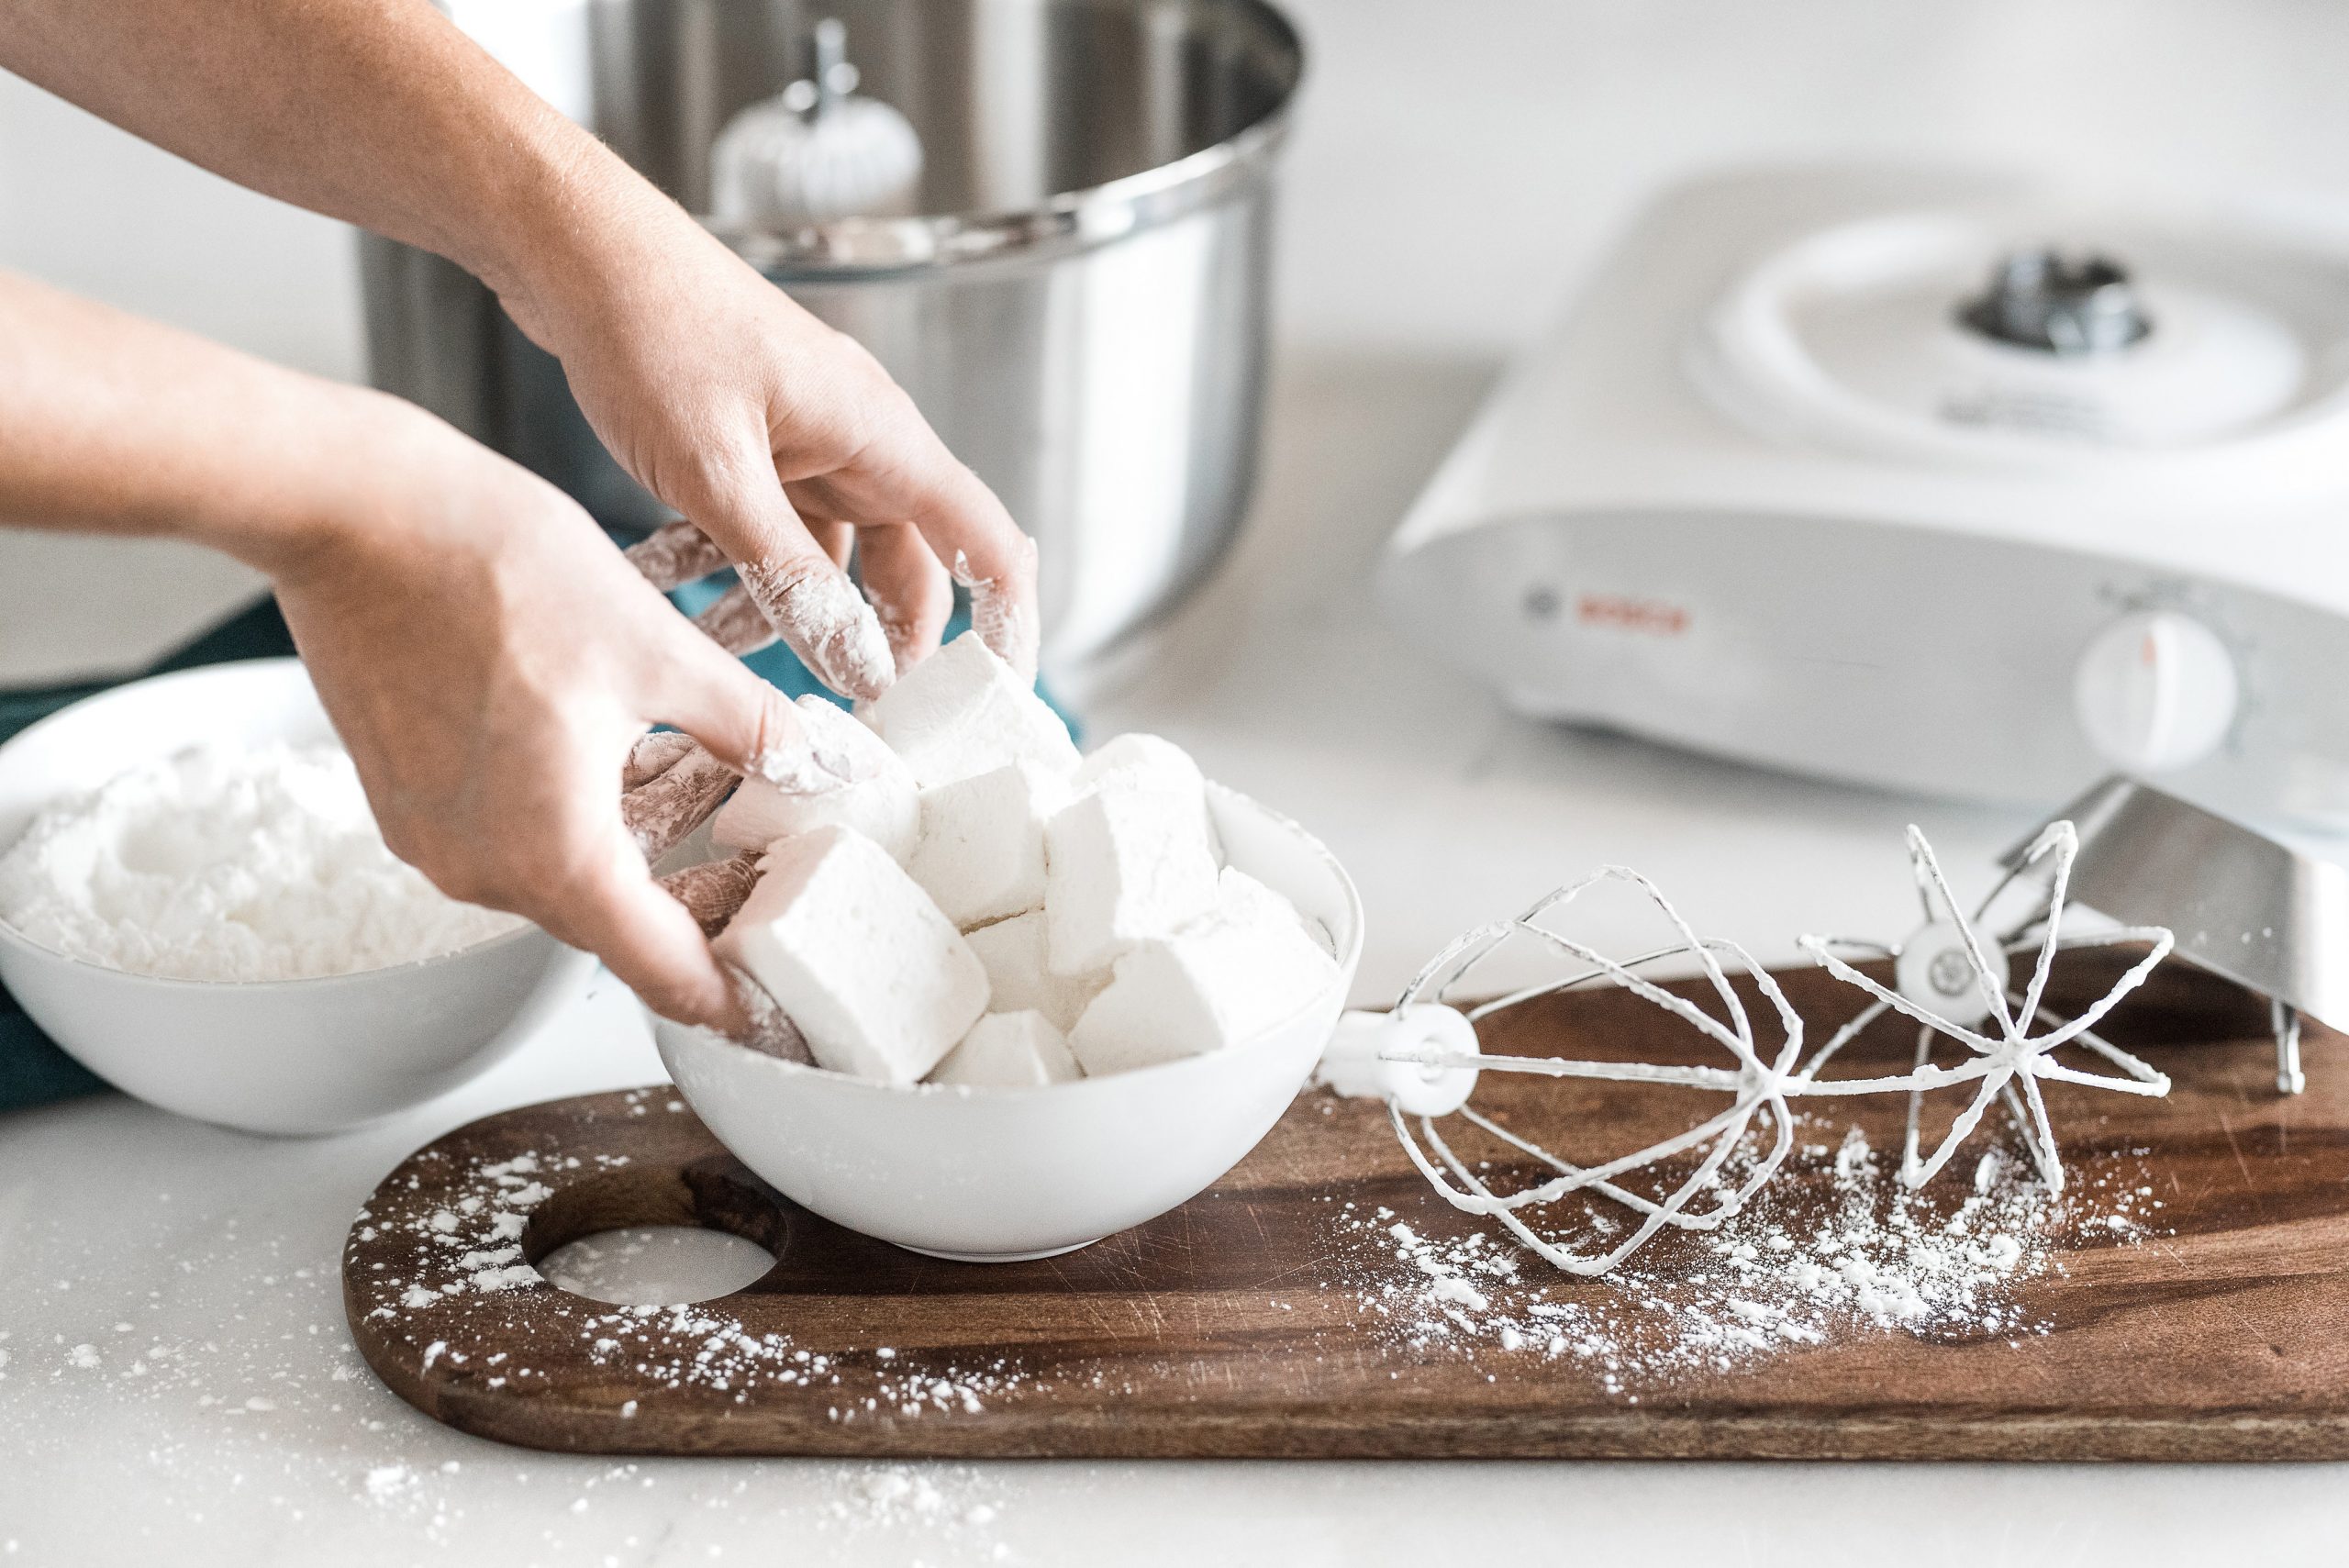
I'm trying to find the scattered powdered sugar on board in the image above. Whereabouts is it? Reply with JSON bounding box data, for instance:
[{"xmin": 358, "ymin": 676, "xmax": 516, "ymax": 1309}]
[
  {"xmin": 349, "ymin": 1091, "xmax": 1041, "ymax": 1428},
  {"xmin": 1314, "ymin": 1117, "xmax": 2168, "ymax": 1396}
]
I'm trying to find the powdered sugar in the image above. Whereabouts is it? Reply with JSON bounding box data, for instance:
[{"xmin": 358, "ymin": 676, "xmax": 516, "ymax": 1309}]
[
  {"xmin": 0, "ymin": 742, "xmax": 520, "ymax": 981},
  {"xmin": 738, "ymin": 561, "xmax": 895, "ymax": 702},
  {"xmin": 1318, "ymin": 1115, "xmax": 2165, "ymax": 1394},
  {"xmin": 951, "ymin": 544, "xmax": 1038, "ymax": 681},
  {"xmin": 356, "ymin": 1119, "xmax": 1040, "ymax": 1425},
  {"xmin": 620, "ymin": 742, "xmax": 742, "ymax": 862}
]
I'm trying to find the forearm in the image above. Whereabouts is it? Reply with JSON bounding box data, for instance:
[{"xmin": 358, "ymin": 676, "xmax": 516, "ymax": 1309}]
[
  {"xmin": 0, "ymin": 270, "xmax": 435, "ymax": 573},
  {"xmin": 0, "ymin": 0, "xmax": 629, "ymax": 311}
]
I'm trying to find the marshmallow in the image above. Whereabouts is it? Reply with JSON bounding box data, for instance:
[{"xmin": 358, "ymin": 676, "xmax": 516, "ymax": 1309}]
[
  {"xmin": 1042, "ymin": 772, "xmax": 1220, "ymax": 976},
  {"xmin": 961, "ymin": 909, "xmax": 1107, "ymax": 1032},
  {"xmin": 711, "ymin": 696, "xmax": 918, "ymax": 862},
  {"xmin": 1071, "ymin": 732, "xmax": 1219, "ymax": 864},
  {"xmin": 713, "ymin": 824, "xmax": 989, "ymax": 1084},
  {"xmin": 929, "ymin": 1010, "xmax": 1083, "ymax": 1088},
  {"xmin": 1068, "ymin": 868, "xmax": 1337, "ymax": 1077},
  {"xmin": 864, "ymin": 631, "xmax": 1080, "ymax": 788},
  {"xmin": 905, "ymin": 762, "xmax": 1071, "ymax": 929},
  {"xmin": 1074, "ymin": 732, "xmax": 1204, "ymax": 795}
]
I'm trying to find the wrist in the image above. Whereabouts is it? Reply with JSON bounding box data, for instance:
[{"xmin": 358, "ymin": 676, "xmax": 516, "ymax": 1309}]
[
  {"xmin": 193, "ymin": 384, "xmax": 473, "ymax": 582},
  {"xmin": 467, "ymin": 136, "xmax": 698, "ymax": 358}
]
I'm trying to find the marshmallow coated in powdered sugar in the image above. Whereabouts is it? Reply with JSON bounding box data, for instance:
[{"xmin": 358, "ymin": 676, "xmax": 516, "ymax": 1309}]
[
  {"xmin": 711, "ymin": 696, "xmax": 919, "ymax": 862},
  {"xmin": 1067, "ymin": 868, "xmax": 1338, "ymax": 1078},
  {"xmin": 928, "ymin": 1009, "xmax": 1084, "ymax": 1088},
  {"xmin": 863, "ymin": 631, "xmax": 1080, "ymax": 789},
  {"xmin": 1041, "ymin": 765, "xmax": 1221, "ymax": 979},
  {"xmin": 959, "ymin": 908, "xmax": 1107, "ymax": 1035},
  {"xmin": 905, "ymin": 761, "xmax": 1072, "ymax": 929},
  {"xmin": 713, "ymin": 823, "xmax": 989, "ymax": 1085}
]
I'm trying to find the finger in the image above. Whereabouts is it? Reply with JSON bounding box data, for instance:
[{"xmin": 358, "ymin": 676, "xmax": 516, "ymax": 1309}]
[
  {"xmin": 657, "ymin": 852, "xmax": 762, "ymax": 937},
  {"xmin": 626, "ymin": 518, "xmax": 730, "ymax": 591},
  {"xmin": 648, "ymin": 620, "xmax": 858, "ymax": 795},
  {"xmin": 854, "ymin": 520, "xmax": 952, "ymax": 674},
  {"xmin": 855, "ymin": 429, "xmax": 1039, "ymax": 677},
  {"xmin": 722, "ymin": 962, "xmax": 814, "ymax": 1062},
  {"xmin": 619, "ymin": 742, "xmax": 740, "ymax": 862},
  {"xmin": 683, "ymin": 436, "xmax": 894, "ymax": 699},
  {"xmin": 806, "ymin": 517, "xmax": 854, "ymax": 571},
  {"xmin": 950, "ymin": 528, "xmax": 1040, "ymax": 681},
  {"xmin": 537, "ymin": 833, "xmax": 743, "ymax": 1029},
  {"xmin": 737, "ymin": 543, "xmax": 896, "ymax": 700},
  {"xmin": 692, "ymin": 582, "xmax": 780, "ymax": 657},
  {"xmin": 622, "ymin": 730, "xmax": 696, "ymax": 790}
]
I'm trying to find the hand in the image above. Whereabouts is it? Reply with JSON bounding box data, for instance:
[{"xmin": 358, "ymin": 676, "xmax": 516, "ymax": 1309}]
[
  {"xmin": 0, "ymin": 0, "xmax": 1037, "ymax": 690},
  {"xmin": 268, "ymin": 401, "xmax": 827, "ymax": 1030},
  {"xmin": 495, "ymin": 176, "xmax": 1040, "ymax": 693}
]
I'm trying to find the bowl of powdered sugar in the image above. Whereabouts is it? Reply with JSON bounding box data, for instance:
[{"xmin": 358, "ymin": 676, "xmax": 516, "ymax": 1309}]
[{"xmin": 0, "ymin": 659, "xmax": 592, "ymax": 1134}]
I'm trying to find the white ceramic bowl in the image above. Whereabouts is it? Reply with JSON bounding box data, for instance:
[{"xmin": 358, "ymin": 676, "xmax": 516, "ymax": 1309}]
[
  {"xmin": 655, "ymin": 784, "xmax": 1364, "ymax": 1261},
  {"xmin": 0, "ymin": 659, "xmax": 594, "ymax": 1136}
]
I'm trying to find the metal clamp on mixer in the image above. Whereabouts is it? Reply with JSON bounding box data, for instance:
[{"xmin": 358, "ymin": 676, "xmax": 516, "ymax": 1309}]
[{"xmin": 2002, "ymin": 775, "xmax": 2349, "ymax": 1095}]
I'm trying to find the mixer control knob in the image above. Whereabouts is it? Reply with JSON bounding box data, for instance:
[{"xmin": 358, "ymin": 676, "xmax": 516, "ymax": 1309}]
[{"xmin": 2073, "ymin": 609, "xmax": 2239, "ymax": 774}]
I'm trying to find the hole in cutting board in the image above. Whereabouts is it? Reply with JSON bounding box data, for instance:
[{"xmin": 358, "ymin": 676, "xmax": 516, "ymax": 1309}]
[{"xmin": 538, "ymin": 1226, "xmax": 778, "ymax": 1306}]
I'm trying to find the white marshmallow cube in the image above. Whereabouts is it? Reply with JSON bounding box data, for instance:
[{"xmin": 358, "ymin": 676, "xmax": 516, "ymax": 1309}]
[
  {"xmin": 929, "ymin": 1010, "xmax": 1083, "ymax": 1088},
  {"xmin": 1074, "ymin": 731, "xmax": 1202, "ymax": 795},
  {"xmin": 905, "ymin": 762, "xmax": 1071, "ymax": 929},
  {"xmin": 1068, "ymin": 868, "xmax": 1337, "ymax": 1077},
  {"xmin": 713, "ymin": 823, "xmax": 989, "ymax": 1084},
  {"xmin": 1072, "ymin": 732, "xmax": 1219, "ymax": 862},
  {"xmin": 864, "ymin": 631, "xmax": 1080, "ymax": 788},
  {"xmin": 711, "ymin": 695, "xmax": 919, "ymax": 862},
  {"xmin": 1042, "ymin": 770, "xmax": 1220, "ymax": 977},
  {"xmin": 961, "ymin": 909, "xmax": 1107, "ymax": 1033}
]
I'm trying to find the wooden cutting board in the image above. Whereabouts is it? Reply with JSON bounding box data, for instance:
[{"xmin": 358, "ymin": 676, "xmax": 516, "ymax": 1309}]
[{"xmin": 344, "ymin": 953, "xmax": 2349, "ymax": 1460}]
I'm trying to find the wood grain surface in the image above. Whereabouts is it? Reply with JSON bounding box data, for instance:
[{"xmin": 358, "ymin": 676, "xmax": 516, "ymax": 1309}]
[{"xmin": 345, "ymin": 954, "xmax": 2349, "ymax": 1460}]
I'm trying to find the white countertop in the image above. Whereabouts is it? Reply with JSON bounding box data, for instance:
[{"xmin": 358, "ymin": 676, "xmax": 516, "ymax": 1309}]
[{"xmin": 6, "ymin": 0, "xmax": 2349, "ymax": 1561}]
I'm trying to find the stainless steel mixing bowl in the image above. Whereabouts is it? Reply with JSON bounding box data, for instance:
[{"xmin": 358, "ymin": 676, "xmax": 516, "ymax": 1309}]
[{"xmin": 362, "ymin": 0, "xmax": 1303, "ymax": 670}]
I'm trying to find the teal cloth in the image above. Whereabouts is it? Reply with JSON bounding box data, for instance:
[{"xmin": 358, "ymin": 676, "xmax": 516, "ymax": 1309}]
[
  {"xmin": 0, "ymin": 595, "xmax": 299, "ymax": 1110},
  {"xmin": 0, "ymin": 579, "xmax": 1073, "ymax": 1113}
]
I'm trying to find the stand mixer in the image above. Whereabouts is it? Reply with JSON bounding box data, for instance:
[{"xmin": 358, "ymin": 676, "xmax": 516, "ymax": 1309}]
[{"xmin": 1380, "ymin": 166, "xmax": 2349, "ymax": 831}]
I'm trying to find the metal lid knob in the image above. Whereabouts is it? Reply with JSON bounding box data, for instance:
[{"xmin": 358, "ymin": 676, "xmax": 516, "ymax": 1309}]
[{"xmin": 1959, "ymin": 249, "xmax": 2153, "ymax": 355}]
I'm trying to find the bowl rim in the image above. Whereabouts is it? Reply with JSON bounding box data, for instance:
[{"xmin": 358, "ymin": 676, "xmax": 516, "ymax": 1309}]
[
  {"xmin": 0, "ymin": 655, "xmax": 547, "ymax": 991},
  {"xmin": 657, "ymin": 779, "xmax": 1363, "ymax": 1099},
  {"xmin": 707, "ymin": 0, "xmax": 1307, "ymax": 278}
]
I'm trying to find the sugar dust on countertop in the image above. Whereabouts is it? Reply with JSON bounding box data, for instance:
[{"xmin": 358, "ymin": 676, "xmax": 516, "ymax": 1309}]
[{"xmin": 0, "ymin": 741, "xmax": 519, "ymax": 981}]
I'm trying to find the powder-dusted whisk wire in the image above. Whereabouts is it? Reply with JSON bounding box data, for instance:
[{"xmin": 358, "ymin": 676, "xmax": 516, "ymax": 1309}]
[
  {"xmin": 1319, "ymin": 821, "xmax": 2176, "ymax": 1276},
  {"xmin": 1364, "ymin": 866, "xmax": 1809, "ymax": 1276},
  {"xmin": 1798, "ymin": 821, "xmax": 2173, "ymax": 1194}
]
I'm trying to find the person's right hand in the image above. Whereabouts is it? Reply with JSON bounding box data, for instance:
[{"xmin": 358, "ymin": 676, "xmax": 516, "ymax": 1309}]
[
  {"xmin": 267, "ymin": 397, "xmax": 828, "ymax": 1031},
  {"xmin": 496, "ymin": 183, "xmax": 1041, "ymax": 692}
]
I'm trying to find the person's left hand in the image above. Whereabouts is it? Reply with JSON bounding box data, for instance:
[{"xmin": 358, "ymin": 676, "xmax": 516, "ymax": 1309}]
[{"xmin": 494, "ymin": 176, "xmax": 1039, "ymax": 695}]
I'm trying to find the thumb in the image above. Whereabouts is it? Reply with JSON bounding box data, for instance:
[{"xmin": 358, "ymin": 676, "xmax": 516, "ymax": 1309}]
[{"xmin": 533, "ymin": 831, "xmax": 746, "ymax": 1031}]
